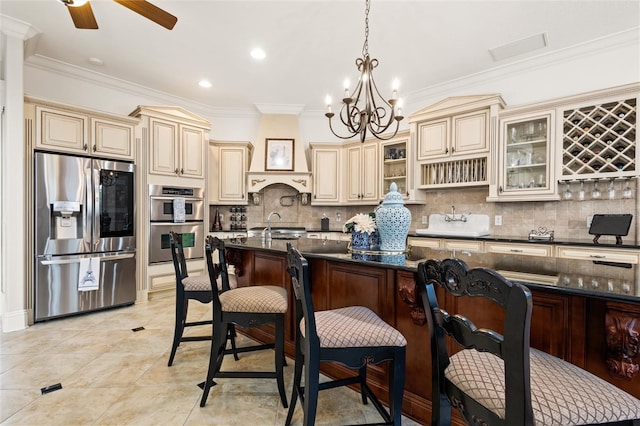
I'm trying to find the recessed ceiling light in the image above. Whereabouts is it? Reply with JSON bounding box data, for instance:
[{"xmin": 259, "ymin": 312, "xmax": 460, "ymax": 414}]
[
  {"xmin": 250, "ymin": 48, "xmax": 266, "ymax": 60},
  {"xmin": 88, "ymin": 57, "xmax": 103, "ymax": 66},
  {"xmin": 199, "ymin": 80, "xmax": 212, "ymax": 88}
]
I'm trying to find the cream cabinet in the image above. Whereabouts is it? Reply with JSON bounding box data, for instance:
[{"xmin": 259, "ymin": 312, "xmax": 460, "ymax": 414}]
[
  {"xmin": 556, "ymin": 246, "xmax": 640, "ymax": 264},
  {"xmin": 345, "ymin": 140, "xmax": 379, "ymax": 202},
  {"xmin": 409, "ymin": 94, "xmax": 505, "ymax": 189},
  {"xmin": 488, "ymin": 110, "xmax": 558, "ymax": 202},
  {"xmin": 149, "ymin": 118, "xmax": 205, "ymax": 178},
  {"xmin": 485, "ymin": 242, "xmax": 554, "ymax": 257},
  {"xmin": 208, "ymin": 141, "xmax": 252, "ymax": 204},
  {"xmin": 91, "ymin": 117, "xmax": 135, "ymax": 160},
  {"xmin": 415, "ymin": 110, "xmax": 489, "ymax": 160},
  {"xmin": 30, "ymin": 103, "xmax": 136, "ymax": 161},
  {"xmin": 130, "ymin": 105, "xmax": 211, "ymax": 182},
  {"xmin": 310, "ymin": 143, "xmax": 341, "ymax": 205}
]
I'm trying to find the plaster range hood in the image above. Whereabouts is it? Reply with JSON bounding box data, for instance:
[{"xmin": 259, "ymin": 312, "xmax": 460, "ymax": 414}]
[{"xmin": 246, "ymin": 111, "xmax": 312, "ymax": 195}]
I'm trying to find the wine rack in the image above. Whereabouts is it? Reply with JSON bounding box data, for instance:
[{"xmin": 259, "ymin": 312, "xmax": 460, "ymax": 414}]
[{"xmin": 562, "ymin": 98, "xmax": 636, "ymax": 178}]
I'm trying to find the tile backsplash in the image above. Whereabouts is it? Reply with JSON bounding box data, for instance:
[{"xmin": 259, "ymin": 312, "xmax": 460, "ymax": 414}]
[{"xmin": 211, "ymin": 180, "xmax": 639, "ymax": 244}]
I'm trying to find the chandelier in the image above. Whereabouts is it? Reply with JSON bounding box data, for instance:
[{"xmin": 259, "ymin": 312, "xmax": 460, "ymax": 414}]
[{"xmin": 325, "ymin": 0, "xmax": 404, "ymax": 142}]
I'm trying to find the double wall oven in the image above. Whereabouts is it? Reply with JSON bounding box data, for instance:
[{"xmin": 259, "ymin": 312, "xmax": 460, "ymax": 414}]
[{"xmin": 149, "ymin": 185, "xmax": 205, "ymax": 264}]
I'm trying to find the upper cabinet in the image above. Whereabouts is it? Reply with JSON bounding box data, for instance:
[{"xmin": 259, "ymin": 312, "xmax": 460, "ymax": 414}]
[
  {"xmin": 148, "ymin": 118, "xmax": 206, "ymax": 178},
  {"xmin": 130, "ymin": 105, "xmax": 210, "ymax": 181},
  {"xmin": 209, "ymin": 141, "xmax": 253, "ymax": 204},
  {"xmin": 488, "ymin": 109, "xmax": 557, "ymax": 201},
  {"xmin": 379, "ymin": 130, "xmax": 425, "ymax": 203},
  {"xmin": 25, "ymin": 99, "xmax": 137, "ymax": 161},
  {"xmin": 409, "ymin": 94, "xmax": 505, "ymax": 188},
  {"xmin": 344, "ymin": 140, "xmax": 379, "ymax": 203},
  {"xmin": 310, "ymin": 143, "xmax": 341, "ymax": 205}
]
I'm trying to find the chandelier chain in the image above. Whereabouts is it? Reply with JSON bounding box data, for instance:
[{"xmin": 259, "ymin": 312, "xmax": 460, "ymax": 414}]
[{"xmin": 362, "ymin": 0, "xmax": 370, "ymax": 57}]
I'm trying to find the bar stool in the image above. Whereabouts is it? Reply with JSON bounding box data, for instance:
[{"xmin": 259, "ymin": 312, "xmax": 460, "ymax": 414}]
[
  {"xmin": 200, "ymin": 236, "xmax": 288, "ymax": 408},
  {"xmin": 286, "ymin": 243, "xmax": 407, "ymax": 425},
  {"xmin": 167, "ymin": 231, "xmax": 238, "ymax": 366},
  {"xmin": 417, "ymin": 258, "xmax": 640, "ymax": 426}
]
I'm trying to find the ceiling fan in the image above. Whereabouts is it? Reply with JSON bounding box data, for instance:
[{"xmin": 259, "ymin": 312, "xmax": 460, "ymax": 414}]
[{"xmin": 59, "ymin": 0, "xmax": 177, "ymax": 30}]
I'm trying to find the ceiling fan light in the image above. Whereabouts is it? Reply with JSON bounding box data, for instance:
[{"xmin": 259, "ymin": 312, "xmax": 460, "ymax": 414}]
[{"xmin": 60, "ymin": 0, "xmax": 90, "ymax": 7}]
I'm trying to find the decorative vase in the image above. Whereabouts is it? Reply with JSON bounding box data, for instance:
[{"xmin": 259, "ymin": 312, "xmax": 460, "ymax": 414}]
[
  {"xmin": 376, "ymin": 182, "xmax": 411, "ymax": 251},
  {"xmin": 351, "ymin": 230, "xmax": 372, "ymax": 250}
]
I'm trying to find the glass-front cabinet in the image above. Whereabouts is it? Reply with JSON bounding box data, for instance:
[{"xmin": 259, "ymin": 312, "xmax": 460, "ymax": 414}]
[
  {"xmin": 490, "ymin": 110, "xmax": 558, "ymax": 201},
  {"xmin": 381, "ymin": 139, "xmax": 408, "ymax": 197}
]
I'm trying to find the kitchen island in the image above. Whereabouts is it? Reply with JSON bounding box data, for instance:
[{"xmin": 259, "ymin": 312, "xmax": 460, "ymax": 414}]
[{"xmin": 223, "ymin": 236, "xmax": 640, "ymax": 425}]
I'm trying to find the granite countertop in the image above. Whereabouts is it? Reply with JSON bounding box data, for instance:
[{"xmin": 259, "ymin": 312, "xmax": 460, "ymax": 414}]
[{"xmin": 223, "ymin": 237, "xmax": 640, "ymax": 304}]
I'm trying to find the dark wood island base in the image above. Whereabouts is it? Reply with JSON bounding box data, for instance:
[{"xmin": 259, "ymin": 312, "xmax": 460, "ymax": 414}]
[{"xmin": 223, "ymin": 237, "xmax": 640, "ymax": 425}]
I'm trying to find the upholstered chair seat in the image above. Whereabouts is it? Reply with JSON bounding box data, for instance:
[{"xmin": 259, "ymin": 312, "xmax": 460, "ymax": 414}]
[
  {"xmin": 448, "ymin": 348, "xmax": 640, "ymax": 425},
  {"xmin": 219, "ymin": 285, "xmax": 287, "ymax": 313},
  {"xmin": 182, "ymin": 273, "xmax": 238, "ymax": 292}
]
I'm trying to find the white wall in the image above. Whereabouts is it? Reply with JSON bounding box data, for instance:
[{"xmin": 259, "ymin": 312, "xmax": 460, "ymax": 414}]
[{"xmin": 2, "ymin": 27, "xmax": 639, "ymax": 331}]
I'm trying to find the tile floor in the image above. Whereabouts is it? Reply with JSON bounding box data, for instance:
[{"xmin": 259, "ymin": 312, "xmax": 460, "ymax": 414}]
[{"xmin": 0, "ymin": 298, "xmax": 421, "ymax": 425}]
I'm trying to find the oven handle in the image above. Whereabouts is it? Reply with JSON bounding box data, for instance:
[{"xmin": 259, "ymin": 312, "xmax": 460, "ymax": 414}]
[
  {"xmin": 149, "ymin": 222, "xmax": 204, "ymax": 226},
  {"xmin": 39, "ymin": 252, "xmax": 135, "ymax": 265}
]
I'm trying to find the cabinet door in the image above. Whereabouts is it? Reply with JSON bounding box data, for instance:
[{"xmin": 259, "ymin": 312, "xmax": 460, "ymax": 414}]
[
  {"xmin": 91, "ymin": 117, "xmax": 134, "ymax": 160},
  {"xmin": 149, "ymin": 118, "xmax": 179, "ymax": 176},
  {"xmin": 180, "ymin": 125, "xmax": 205, "ymax": 178},
  {"xmin": 417, "ymin": 118, "xmax": 449, "ymax": 160},
  {"xmin": 36, "ymin": 106, "xmax": 88, "ymax": 154},
  {"xmin": 345, "ymin": 145, "xmax": 362, "ymax": 201},
  {"xmin": 312, "ymin": 147, "xmax": 340, "ymax": 203},
  {"xmin": 219, "ymin": 146, "xmax": 247, "ymax": 202},
  {"xmin": 361, "ymin": 142, "xmax": 379, "ymax": 201},
  {"xmin": 381, "ymin": 138, "xmax": 408, "ymax": 197},
  {"xmin": 453, "ymin": 110, "xmax": 488, "ymax": 155},
  {"xmin": 493, "ymin": 111, "xmax": 557, "ymax": 201}
]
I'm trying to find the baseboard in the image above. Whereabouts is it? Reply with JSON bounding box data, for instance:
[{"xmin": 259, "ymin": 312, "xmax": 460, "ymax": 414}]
[{"xmin": 2, "ymin": 309, "xmax": 29, "ymax": 332}]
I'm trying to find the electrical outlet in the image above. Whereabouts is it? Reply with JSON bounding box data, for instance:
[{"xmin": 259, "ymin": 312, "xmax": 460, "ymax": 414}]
[
  {"xmin": 587, "ymin": 215, "xmax": 593, "ymax": 228},
  {"xmin": 421, "ymin": 215, "xmax": 428, "ymax": 224},
  {"xmin": 494, "ymin": 215, "xmax": 503, "ymax": 226}
]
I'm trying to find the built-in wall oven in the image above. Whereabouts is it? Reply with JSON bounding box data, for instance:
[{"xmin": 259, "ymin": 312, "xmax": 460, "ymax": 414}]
[{"xmin": 149, "ymin": 185, "xmax": 205, "ymax": 264}]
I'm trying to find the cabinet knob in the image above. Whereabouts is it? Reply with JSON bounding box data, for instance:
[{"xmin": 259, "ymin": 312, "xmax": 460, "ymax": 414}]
[
  {"xmin": 174, "ymin": 168, "xmax": 179, "ymax": 175},
  {"xmin": 451, "ymin": 147, "xmax": 455, "ymax": 153},
  {"xmin": 180, "ymin": 168, "xmax": 184, "ymax": 175},
  {"xmin": 93, "ymin": 144, "xmax": 96, "ymax": 152},
  {"xmin": 445, "ymin": 148, "xmax": 448, "ymax": 154},
  {"xmin": 499, "ymin": 186, "xmax": 503, "ymax": 193},
  {"xmin": 83, "ymin": 144, "xmax": 88, "ymax": 151}
]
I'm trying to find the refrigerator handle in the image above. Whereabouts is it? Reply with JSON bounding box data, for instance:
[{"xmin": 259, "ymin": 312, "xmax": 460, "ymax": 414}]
[
  {"xmin": 84, "ymin": 170, "xmax": 92, "ymax": 246},
  {"xmin": 92, "ymin": 167, "xmax": 100, "ymax": 245}
]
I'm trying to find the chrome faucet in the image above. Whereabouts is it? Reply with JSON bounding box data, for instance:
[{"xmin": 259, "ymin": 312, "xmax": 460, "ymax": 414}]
[
  {"xmin": 263, "ymin": 211, "xmax": 282, "ymax": 239},
  {"xmin": 444, "ymin": 205, "xmax": 469, "ymax": 223}
]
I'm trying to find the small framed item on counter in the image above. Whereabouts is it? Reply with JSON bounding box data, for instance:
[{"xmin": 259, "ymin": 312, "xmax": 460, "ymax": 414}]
[{"xmin": 265, "ymin": 138, "xmax": 294, "ymax": 171}]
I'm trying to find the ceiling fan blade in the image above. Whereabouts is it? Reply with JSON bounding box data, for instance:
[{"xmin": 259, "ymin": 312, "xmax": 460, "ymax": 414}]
[
  {"xmin": 67, "ymin": 2, "xmax": 99, "ymax": 29},
  {"xmin": 114, "ymin": 0, "xmax": 178, "ymax": 30}
]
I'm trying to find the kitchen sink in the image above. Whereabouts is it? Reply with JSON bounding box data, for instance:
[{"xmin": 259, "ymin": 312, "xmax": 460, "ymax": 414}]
[{"xmin": 247, "ymin": 227, "xmax": 307, "ymax": 239}]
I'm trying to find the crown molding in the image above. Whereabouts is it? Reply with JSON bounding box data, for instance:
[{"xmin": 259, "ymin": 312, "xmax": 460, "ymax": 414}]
[
  {"xmin": 407, "ymin": 27, "xmax": 639, "ymax": 108},
  {"xmin": 23, "ymin": 54, "xmax": 259, "ymax": 120}
]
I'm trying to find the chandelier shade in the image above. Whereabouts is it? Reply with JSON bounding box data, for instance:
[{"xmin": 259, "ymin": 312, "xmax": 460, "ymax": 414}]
[{"xmin": 325, "ymin": 0, "xmax": 404, "ymax": 142}]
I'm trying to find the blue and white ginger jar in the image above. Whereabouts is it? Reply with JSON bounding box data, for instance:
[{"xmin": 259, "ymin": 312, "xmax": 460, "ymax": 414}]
[{"xmin": 376, "ymin": 182, "xmax": 411, "ymax": 251}]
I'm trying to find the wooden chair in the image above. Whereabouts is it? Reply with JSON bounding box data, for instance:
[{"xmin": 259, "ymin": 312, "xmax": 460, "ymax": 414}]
[
  {"xmin": 167, "ymin": 231, "xmax": 238, "ymax": 366},
  {"xmin": 285, "ymin": 243, "xmax": 407, "ymax": 426},
  {"xmin": 200, "ymin": 236, "xmax": 288, "ymax": 408},
  {"xmin": 417, "ymin": 258, "xmax": 640, "ymax": 426}
]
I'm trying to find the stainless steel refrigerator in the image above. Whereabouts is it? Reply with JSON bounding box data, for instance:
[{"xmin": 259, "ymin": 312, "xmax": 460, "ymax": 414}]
[{"xmin": 34, "ymin": 152, "xmax": 137, "ymax": 321}]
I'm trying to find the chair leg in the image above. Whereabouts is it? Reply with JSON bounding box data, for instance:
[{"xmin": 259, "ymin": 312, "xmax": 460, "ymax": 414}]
[
  {"xmin": 227, "ymin": 324, "xmax": 239, "ymax": 361},
  {"xmin": 275, "ymin": 314, "xmax": 288, "ymax": 408},
  {"xmin": 285, "ymin": 348, "xmax": 304, "ymax": 426},
  {"xmin": 200, "ymin": 320, "xmax": 228, "ymax": 407},
  {"xmin": 168, "ymin": 292, "xmax": 186, "ymax": 367},
  {"xmin": 358, "ymin": 365, "xmax": 368, "ymax": 405},
  {"xmin": 389, "ymin": 347, "xmax": 406, "ymax": 425},
  {"xmin": 303, "ymin": 355, "xmax": 320, "ymax": 426}
]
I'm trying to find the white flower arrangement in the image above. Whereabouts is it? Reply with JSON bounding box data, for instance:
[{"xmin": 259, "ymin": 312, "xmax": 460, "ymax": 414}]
[{"xmin": 343, "ymin": 213, "xmax": 377, "ymax": 235}]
